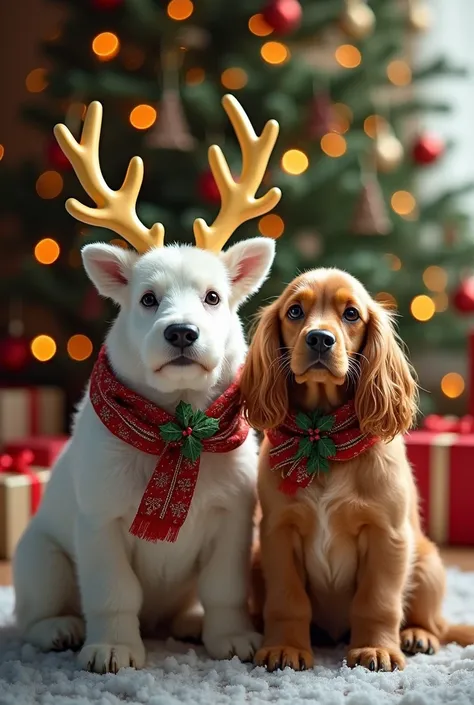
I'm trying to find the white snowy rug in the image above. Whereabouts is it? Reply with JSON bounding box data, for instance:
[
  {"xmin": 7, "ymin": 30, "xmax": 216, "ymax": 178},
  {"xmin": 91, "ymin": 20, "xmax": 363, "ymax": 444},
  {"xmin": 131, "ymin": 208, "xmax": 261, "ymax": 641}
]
[{"xmin": 2, "ymin": 569, "xmax": 474, "ymax": 704}]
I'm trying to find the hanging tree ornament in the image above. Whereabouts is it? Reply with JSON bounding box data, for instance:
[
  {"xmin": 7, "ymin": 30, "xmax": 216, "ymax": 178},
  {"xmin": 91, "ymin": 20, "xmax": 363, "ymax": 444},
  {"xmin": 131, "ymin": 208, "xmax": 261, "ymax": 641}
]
[
  {"xmin": 407, "ymin": 0, "xmax": 432, "ymax": 32},
  {"xmin": 352, "ymin": 159, "xmax": 391, "ymax": 235},
  {"xmin": 262, "ymin": 0, "xmax": 302, "ymax": 35},
  {"xmin": 453, "ymin": 278, "xmax": 474, "ymax": 314},
  {"xmin": 340, "ymin": 0, "xmax": 375, "ymax": 40},
  {"xmin": 412, "ymin": 133, "xmax": 445, "ymax": 166},
  {"xmin": 147, "ymin": 48, "xmax": 195, "ymax": 151}
]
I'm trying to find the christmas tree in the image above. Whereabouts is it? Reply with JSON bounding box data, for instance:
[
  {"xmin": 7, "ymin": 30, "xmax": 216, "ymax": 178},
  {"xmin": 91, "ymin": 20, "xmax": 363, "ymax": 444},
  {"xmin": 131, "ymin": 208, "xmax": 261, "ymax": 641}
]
[{"xmin": 1, "ymin": 0, "xmax": 472, "ymax": 412}]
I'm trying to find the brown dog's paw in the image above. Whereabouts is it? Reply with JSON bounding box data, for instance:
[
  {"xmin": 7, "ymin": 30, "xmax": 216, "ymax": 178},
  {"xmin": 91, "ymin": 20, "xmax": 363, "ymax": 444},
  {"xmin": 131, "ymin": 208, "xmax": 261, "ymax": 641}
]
[
  {"xmin": 347, "ymin": 646, "xmax": 405, "ymax": 672},
  {"xmin": 255, "ymin": 645, "xmax": 314, "ymax": 672},
  {"xmin": 401, "ymin": 628, "xmax": 439, "ymax": 655}
]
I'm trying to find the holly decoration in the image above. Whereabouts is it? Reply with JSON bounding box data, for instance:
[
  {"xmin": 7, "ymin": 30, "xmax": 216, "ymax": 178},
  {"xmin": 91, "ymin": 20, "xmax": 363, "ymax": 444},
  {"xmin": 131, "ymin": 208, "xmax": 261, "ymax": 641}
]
[
  {"xmin": 198, "ymin": 170, "xmax": 221, "ymax": 204},
  {"xmin": 47, "ymin": 140, "xmax": 72, "ymax": 171},
  {"xmin": 412, "ymin": 134, "xmax": 445, "ymax": 165},
  {"xmin": 293, "ymin": 411, "xmax": 336, "ymax": 473},
  {"xmin": 453, "ymin": 278, "xmax": 474, "ymax": 314},
  {"xmin": 262, "ymin": 0, "xmax": 302, "ymax": 35},
  {"xmin": 159, "ymin": 401, "xmax": 220, "ymax": 462}
]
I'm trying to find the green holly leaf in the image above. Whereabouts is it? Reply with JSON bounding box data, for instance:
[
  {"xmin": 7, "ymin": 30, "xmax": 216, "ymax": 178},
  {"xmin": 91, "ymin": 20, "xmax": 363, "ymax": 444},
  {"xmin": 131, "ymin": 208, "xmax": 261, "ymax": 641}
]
[
  {"xmin": 295, "ymin": 437, "xmax": 313, "ymax": 460},
  {"xmin": 182, "ymin": 434, "xmax": 203, "ymax": 462},
  {"xmin": 175, "ymin": 401, "xmax": 193, "ymax": 428},
  {"xmin": 306, "ymin": 453, "xmax": 330, "ymax": 474},
  {"xmin": 159, "ymin": 422, "xmax": 184, "ymax": 443},
  {"xmin": 316, "ymin": 415, "xmax": 335, "ymax": 432},
  {"xmin": 193, "ymin": 415, "xmax": 220, "ymax": 440},
  {"xmin": 296, "ymin": 412, "xmax": 313, "ymax": 431},
  {"xmin": 318, "ymin": 437, "xmax": 336, "ymax": 458}
]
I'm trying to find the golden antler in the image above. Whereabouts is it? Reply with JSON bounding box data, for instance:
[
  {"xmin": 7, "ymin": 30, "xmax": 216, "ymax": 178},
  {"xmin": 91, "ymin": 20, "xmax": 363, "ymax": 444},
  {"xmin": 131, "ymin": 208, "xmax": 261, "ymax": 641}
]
[
  {"xmin": 193, "ymin": 94, "xmax": 281, "ymax": 253},
  {"xmin": 54, "ymin": 101, "xmax": 164, "ymax": 253}
]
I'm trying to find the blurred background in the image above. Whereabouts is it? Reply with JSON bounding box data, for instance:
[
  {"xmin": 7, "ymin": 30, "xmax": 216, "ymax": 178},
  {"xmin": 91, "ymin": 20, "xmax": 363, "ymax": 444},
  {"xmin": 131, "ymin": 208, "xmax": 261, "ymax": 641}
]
[{"xmin": 1, "ymin": 0, "xmax": 474, "ymax": 428}]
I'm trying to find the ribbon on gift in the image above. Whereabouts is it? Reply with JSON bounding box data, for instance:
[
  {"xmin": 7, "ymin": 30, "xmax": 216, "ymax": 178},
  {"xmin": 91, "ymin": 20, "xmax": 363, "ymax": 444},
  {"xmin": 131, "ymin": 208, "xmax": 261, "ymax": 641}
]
[
  {"xmin": 424, "ymin": 414, "xmax": 474, "ymax": 434},
  {"xmin": 0, "ymin": 450, "xmax": 42, "ymax": 514}
]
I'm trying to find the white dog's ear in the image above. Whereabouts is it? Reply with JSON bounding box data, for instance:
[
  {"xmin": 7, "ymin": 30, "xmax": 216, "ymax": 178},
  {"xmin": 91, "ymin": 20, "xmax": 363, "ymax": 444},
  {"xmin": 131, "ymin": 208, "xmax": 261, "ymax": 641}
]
[
  {"xmin": 81, "ymin": 243, "xmax": 139, "ymax": 305},
  {"xmin": 220, "ymin": 237, "xmax": 276, "ymax": 306}
]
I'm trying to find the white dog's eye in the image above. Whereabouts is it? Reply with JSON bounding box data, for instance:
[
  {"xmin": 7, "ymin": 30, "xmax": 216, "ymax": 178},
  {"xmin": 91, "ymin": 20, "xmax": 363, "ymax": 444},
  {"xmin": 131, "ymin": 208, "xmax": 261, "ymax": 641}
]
[
  {"xmin": 205, "ymin": 291, "xmax": 220, "ymax": 306},
  {"xmin": 140, "ymin": 292, "xmax": 158, "ymax": 308}
]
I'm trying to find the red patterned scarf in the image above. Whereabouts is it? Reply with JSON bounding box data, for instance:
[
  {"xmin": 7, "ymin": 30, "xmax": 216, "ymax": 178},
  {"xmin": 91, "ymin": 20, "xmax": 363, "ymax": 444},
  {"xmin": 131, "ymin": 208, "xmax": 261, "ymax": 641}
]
[
  {"xmin": 267, "ymin": 401, "xmax": 378, "ymax": 495},
  {"xmin": 89, "ymin": 346, "xmax": 250, "ymax": 542}
]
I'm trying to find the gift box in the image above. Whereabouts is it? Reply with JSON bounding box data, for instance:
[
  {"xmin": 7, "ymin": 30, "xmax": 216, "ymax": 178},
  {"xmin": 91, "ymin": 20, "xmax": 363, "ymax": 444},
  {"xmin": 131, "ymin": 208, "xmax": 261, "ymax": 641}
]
[
  {"xmin": 0, "ymin": 450, "xmax": 50, "ymax": 559},
  {"xmin": 0, "ymin": 387, "xmax": 65, "ymax": 443},
  {"xmin": 3, "ymin": 435, "xmax": 68, "ymax": 467},
  {"xmin": 405, "ymin": 416, "xmax": 474, "ymax": 545}
]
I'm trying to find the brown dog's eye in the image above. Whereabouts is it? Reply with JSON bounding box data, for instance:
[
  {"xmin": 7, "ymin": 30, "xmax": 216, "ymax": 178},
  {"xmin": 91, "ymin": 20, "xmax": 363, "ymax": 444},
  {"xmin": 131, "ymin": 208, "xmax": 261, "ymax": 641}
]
[
  {"xmin": 287, "ymin": 304, "xmax": 304, "ymax": 320},
  {"xmin": 343, "ymin": 307, "xmax": 360, "ymax": 322}
]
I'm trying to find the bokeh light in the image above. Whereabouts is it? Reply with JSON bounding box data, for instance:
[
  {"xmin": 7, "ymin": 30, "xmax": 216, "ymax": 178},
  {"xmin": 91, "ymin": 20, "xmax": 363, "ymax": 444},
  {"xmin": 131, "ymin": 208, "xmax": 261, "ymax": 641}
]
[
  {"xmin": 36, "ymin": 171, "xmax": 63, "ymax": 199},
  {"xmin": 375, "ymin": 292, "xmax": 397, "ymax": 309},
  {"xmin": 92, "ymin": 32, "xmax": 120, "ymax": 61},
  {"xmin": 167, "ymin": 0, "xmax": 194, "ymax": 20},
  {"xmin": 186, "ymin": 67, "xmax": 205, "ymax": 85},
  {"xmin": 25, "ymin": 68, "xmax": 48, "ymax": 93},
  {"xmin": 385, "ymin": 253, "xmax": 402, "ymax": 271},
  {"xmin": 258, "ymin": 214, "xmax": 285, "ymax": 239},
  {"xmin": 423, "ymin": 265, "xmax": 448, "ymax": 292},
  {"xmin": 441, "ymin": 372, "xmax": 465, "ymax": 399},
  {"xmin": 410, "ymin": 294, "xmax": 435, "ymax": 322},
  {"xmin": 130, "ymin": 104, "xmax": 157, "ymax": 129},
  {"xmin": 261, "ymin": 41, "xmax": 290, "ymax": 65},
  {"xmin": 34, "ymin": 238, "xmax": 60, "ymax": 265},
  {"xmin": 335, "ymin": 45, "xmax": 361, "ymax": 69},
  {"xmin": 391, "ymin": 190, "xmax": 416, "ymax": 216},
  {"xmin": 0, "ymin": 145, "xmax": 4, "ymax": 161},
  {"xmin": 387, "ymin": 59, "xmax": 412, "ymax": 86},
  {"xmin": 281, "ymin": 149, "xmax": 309, "ymax": 175},
  {"xmin": 332, "ymin": 103, "xmax": 352, "ymax": 134},
  {"xmin": 248, "ymin": 13, "xmax": 273, "ymax": 36},
  {"xmin": 31, "ymin": 335, "xmax": 57, "ymax": 362},
  {"xmin": 320, "ymin": 133, "xmax": 347, "ymax": 158},
  {"xmin": 67, "ymin": 334, "xmax": 93, "ymax": 361},
  {"xmin": 221, "ymin": 68, "xmax": 248, "ymax": 90},
  {"xmin": 434, "ymin": 292, "xmax": 449, "ymax": 312},
  {"xmin": 363, "ymin": 114, "xmax": 387, "ymax": 139}
]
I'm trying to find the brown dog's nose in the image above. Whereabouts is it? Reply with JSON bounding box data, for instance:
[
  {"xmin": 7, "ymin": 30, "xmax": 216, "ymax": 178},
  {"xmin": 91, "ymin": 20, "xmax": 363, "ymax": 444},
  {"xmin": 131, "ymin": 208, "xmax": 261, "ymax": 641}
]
[{"xmin": 306, "ymin": 329, "xmax": 336, "ymax": 354}]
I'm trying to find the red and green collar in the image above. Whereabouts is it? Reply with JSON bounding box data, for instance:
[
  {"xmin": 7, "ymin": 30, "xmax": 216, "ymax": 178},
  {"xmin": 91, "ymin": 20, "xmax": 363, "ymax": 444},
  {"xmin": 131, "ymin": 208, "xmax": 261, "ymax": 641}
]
[{"xmin": 267, "ymin": 400, "xmax": 379, "ymax": 495}]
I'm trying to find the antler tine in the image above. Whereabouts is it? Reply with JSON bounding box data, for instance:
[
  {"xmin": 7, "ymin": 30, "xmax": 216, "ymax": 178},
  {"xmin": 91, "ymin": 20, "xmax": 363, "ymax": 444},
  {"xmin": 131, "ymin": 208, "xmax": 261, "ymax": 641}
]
[
  {"xmin": 53, "ymin": 101, "xmax": 165, "ymax": 253},
  {"xmin": 193, "ymin": 94, "xmax": 281, "ymax": 253}
]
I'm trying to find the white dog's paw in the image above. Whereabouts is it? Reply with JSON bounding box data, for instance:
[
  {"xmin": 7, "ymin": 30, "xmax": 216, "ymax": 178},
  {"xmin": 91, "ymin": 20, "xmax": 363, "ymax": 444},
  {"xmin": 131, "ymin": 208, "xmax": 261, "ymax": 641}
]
[
  {"xmin": 78, "ymin": 641, "xmax": 146, "ymax": 673},
  {"xmin": 204, "ymin": 630, "xmax": 262, "ymax": 661},
  {"xmin": 25, "ymin": 616, "xmax": 85, "ymax": 651},
  {"xmin": 170, "ymin": 605, "xmax": 204, "ymax": 642}
]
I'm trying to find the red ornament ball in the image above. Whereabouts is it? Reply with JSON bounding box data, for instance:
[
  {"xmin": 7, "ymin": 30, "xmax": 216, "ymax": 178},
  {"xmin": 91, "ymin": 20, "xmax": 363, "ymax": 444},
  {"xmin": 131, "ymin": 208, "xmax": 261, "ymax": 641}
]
[
  {"xmin": 91, "ymin": 0, "xmax": 123, "ymax": 9},
  {"xmin": 47, "ymin": 141, "xmax": 72, "ymax": 170},
  {"xmin": 453, "ymin": 278, "xmax": 474, "ymax": 314},
  {"xmin": 197, "ymin": 170, "xmax": 221, "ymax": 204},
  {"xmin": 412, "ymin": 133, "xmax": 445, "ymax": 165},
  {"xmin": 263, "ymin": 0, "xmax": 302, "ymax": 34},
  {"xmin": 0, "ymin": 336, "xmax": 30, "ymax": 372}
]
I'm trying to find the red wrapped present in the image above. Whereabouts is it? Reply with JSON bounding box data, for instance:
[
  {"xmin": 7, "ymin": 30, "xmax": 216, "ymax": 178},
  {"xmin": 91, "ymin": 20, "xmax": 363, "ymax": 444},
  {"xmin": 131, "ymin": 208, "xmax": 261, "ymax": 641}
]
[
  {"xmin": 4, "ymin": 435, "xmax": 68, "ymax": 468},
  {"xmin": 406, "ymin": 415, "xmax": 474, "ymax": 545},
  {"xmin": 0, "ymin": 450, "xmax": 50, "ymax": 559},
  {"xmin": 0, "ymin": 387, "xmax": 65, "ymax": 443}
]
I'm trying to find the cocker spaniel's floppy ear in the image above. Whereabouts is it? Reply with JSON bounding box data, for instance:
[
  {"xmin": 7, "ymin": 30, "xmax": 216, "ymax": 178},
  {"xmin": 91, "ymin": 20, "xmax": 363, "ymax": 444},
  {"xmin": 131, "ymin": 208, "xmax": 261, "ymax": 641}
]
[
  {"xmin": 240, "ymin": 301, "xmax": 288, "ymax": 431},
  {"xmin": 355, "ymin": 302, "xmax": 418, "ymax": 440}
]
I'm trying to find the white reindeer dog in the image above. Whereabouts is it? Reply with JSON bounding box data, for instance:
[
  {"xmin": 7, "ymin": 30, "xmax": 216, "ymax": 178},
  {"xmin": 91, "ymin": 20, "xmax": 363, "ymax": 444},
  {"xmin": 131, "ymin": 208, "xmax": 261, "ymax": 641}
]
[{"xmin": 14, "ymin": 96, "xmax": 281, "ymax": 673}]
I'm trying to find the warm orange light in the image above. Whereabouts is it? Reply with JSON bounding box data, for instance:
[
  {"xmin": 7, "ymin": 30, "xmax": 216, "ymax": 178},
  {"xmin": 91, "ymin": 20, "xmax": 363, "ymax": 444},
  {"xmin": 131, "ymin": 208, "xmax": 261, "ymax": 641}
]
[
  {"xmin": 221, "ymin": 68, "xmax": 248, "ymax": 90},
  {"xmin": 433, "ymin": 292, "xmax": 449, "ymax": 312},
  {"xmin": 36, "ymin": 171, "xmax": 63, "ymax": 200},
  {"xmin": 441, "ymin": 372, "xmax": 465, "ymax": 399},
  {"xmin": 387, "ymin": 59, "xmax": 412, "ymax": 86},
  {"xmin": 129, "ymin": 104, "xmax": 157, "ymax": 130},
  {"xmin": 67, "ymin": 334, "xmax": 93, "ymax": 361},
  {"xmin": 261, "ymin": 41, "xmax": 290, "ymax": 65},
  {"xmin": 186, "ymin": 67, "xmax": 205, "ymax": 85},
  {"xmin": 34, "ymin": 238, "xmax": 60, "ymax": 265},
  {"xmin": 167, "ymin": 0, "xmax": 193, "ymax": 20},
  {"xmin": 375, "ymin": 292, "xmax": 397, "ymax": 309},
  {"xmin": 248, "ymin": 13, "xmax": 273, "ymax": 36},
  {"xmin": 410, "ymin": 295, "xmax": 435, "ymax": 322},
  {"xmin": 31, "ymin": 335, "xmax": 56, "ymax": 362},
  {"xmin": 281, "ymin": 149, "xmax": 309, "ymax": 175},
  {"xmin": 423, "ymin": 265, "xmax": 448, "ymax": 293},
  {"xmin": 332, "ymin": 103, "xmax": 352, "ymax": 134},
  {"xmin": 25, "ymin": 68, "xmax": 48, "ymax": 93},
  {"xmin": 320, "ymin": 133, "xmax": 347, "ymax": 158},
  {"xmin": 335, "ymin": 44, "xmax": 361, "ymax": 69},
  {"xmin": 363, "ymin": 114, "xmax": 387, "ymax": 139},
  {"xmin": 385, "ymin": 253, "xmax": 402, "ymax": 271},
  {"xmin": 0, "ymin": 145, "xmax": 4, "ymax": 161},
  {"xmin": 391, "ymin": 190, "xmax": 416, "ymax": 216},
  {"xmin": 258, "ymin": 214, "xmax": 285, "ymax": 239},
  {"xmin": 92, "ymin": 32, "xmax": 120, "ymax": 61}
]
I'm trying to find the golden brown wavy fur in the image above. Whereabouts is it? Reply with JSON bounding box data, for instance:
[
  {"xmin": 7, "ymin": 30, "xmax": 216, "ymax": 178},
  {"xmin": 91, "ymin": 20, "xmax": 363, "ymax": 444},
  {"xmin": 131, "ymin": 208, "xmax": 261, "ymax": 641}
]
[{"xmin": 241, "ymin": 268, "xmax": 474, "ymax": 672}]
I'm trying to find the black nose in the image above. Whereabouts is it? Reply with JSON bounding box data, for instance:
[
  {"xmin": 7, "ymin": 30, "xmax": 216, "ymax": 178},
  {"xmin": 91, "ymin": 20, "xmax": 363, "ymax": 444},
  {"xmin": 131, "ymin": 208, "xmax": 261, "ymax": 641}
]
[
  {"xmin": 164, "ymin": 323, "xmax": 200, "ymax": 349},
  {"xmin": 305, "ymin": 329, "xmax": 336, "ymax": 353}
]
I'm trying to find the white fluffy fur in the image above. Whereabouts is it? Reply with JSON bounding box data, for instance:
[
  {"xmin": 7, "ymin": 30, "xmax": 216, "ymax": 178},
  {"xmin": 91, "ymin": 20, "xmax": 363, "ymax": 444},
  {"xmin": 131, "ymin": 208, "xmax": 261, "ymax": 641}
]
[{"xmin": 13, "ymin": 238, "xmax": 275, "ymax": 674}]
